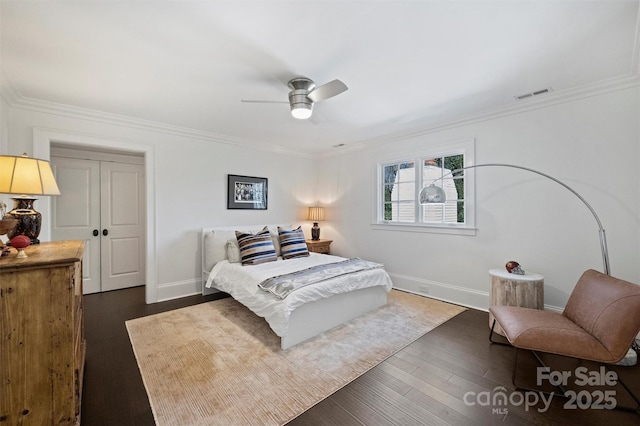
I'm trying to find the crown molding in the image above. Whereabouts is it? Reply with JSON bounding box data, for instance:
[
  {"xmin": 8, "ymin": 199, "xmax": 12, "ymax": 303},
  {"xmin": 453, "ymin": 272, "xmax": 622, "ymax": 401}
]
[
  {"xmin": 15, "ymin": 96, "xmax": 313, "ymax": 159},
  {"xmin": 2, "ymin": 67, "xmax": 638, "ymax": 161},
  {"xmin": 318, "ymin": 72, "xmax": 640, "ymax": 159},
  {"xmin": 0, "ymin": 69, "xmax": 313, "ymax": 159}
]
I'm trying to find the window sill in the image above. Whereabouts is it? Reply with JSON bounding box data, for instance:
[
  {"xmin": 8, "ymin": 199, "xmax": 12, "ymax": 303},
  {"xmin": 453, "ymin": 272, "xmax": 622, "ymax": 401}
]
[{"xmin": 371, "ymin": 222, "xmax": 477, "ymax": 236}]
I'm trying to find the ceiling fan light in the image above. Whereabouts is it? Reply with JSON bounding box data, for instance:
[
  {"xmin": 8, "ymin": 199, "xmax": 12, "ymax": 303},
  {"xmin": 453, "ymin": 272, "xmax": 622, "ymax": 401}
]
[{"xmin": 291, "ymin": 103, "xmax": 313, "ymax": 119}]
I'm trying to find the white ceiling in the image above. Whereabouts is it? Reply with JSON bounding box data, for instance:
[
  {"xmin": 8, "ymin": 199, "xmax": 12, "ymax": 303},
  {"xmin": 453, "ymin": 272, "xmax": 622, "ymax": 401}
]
[{"xmin": 1, "ymin": 1, "xmax": 639, "ymax": 156}]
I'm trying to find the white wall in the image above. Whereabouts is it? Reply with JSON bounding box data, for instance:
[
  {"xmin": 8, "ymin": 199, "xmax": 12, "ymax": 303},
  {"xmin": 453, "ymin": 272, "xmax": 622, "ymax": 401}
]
[
  {"xmin": 0, "ymin": 95, "xmax": 7, "ymax": 153},
  {"xmin": 4, "ymin": 107, "xmax": 318, "ymax": 302},
  {"xmin": 2, "ymin": 82, "xmax": 638, "ymax": 310},
  {"xmin": 0, "ymin": 91, "xmax": 9, "ymax": 210},
  {"xmin": 0, "ymin": 3, "xmax": 3, "ymax": 153},
  {"xmin": 317, "ymin": 86, "xmax": 640, "ymax": 311}
]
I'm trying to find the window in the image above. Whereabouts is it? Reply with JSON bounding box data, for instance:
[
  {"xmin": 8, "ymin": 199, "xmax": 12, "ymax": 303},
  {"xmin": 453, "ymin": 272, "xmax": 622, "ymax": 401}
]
[
  {"xmin": 382, "ymin": 161, "xmax": 416, "ymax": 223},
  {"xmin": 376, "ymin": 139, "xmax": 475, "ymax": 234},
  {"xmin": 422, "ymin": 155, "xmax": 464, "ymax": 224}
]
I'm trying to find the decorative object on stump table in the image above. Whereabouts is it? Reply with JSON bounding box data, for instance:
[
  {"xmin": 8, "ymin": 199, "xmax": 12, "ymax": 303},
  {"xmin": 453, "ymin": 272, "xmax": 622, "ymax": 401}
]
[
  {"xmin": 505, "ymin": 260, "xmax": 525, "ymax": 275},
  {"xmin": 0, "ymin": 153, "xmax": 61, "ymax": 244},
  {"xmin": 307, "ymin": 206, "xmax": 325, "ymax": 240},
  {"xmin": 10, "ymin": 235, "xmax": 31, "ymax": 258}
]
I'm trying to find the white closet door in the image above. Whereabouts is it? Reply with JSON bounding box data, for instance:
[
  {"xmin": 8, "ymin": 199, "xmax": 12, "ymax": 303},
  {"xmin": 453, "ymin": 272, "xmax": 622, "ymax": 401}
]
[
  {"xmin": 100, "ymin": 161, "xmax": 146, "ymax": 291},
  {"xmin": 51, "ymin": 157, "xmax": 102, "ymax": 294}
]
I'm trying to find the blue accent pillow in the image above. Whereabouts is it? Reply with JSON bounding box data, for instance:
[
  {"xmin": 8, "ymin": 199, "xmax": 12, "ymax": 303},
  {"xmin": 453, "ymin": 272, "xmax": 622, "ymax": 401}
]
[
  {"xmin": 278, "ymin": 226, "xmax": 310, "ymax": 259},
  {"xmin": 235, "ymin": 227, "xmax": 277, "ymax": 265}
]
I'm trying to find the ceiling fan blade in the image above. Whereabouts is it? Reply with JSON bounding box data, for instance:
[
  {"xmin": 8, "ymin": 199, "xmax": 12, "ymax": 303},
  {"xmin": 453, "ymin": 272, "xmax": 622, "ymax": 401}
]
[
  {"xmin": 241, "ymin": 99, "xmax": 289, "ymax": 104},
  {"xmin": 307, "ymin": 79, "xmax": 348, "ymax": 102}
]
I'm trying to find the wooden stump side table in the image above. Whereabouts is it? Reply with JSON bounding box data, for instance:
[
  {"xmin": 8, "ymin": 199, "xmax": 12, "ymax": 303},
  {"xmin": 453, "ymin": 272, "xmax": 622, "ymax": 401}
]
[{"xmin": 489, "ymin": 269, "xmax": 544, "ymax": 336}]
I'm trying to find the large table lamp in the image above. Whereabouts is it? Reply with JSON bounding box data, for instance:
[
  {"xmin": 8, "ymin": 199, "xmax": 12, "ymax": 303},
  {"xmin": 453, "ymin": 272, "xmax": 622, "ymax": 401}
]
[
  {"xmin": 0, "ymin": 153, "xmax": 61, "ymax": 244},
  {"xmin": 419, "ymin": 163, "xmax": 610, "ymax": 275},
  {"xmin": 307, "ymin": 206, "xmax": 325, "ymax": 240}
]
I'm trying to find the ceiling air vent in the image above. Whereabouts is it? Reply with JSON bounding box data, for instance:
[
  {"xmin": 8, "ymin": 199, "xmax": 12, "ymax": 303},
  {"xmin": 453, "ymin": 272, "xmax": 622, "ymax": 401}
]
[{"xmin": 514, "ymin": 87, "xmax": 552, "ymax": 101}]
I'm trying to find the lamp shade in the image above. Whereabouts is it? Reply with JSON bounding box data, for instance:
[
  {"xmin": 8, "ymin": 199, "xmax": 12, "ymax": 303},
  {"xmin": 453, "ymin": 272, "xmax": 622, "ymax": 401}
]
[
  {"xmin": 291, "ymin": 103, "xmax": 313, "ymax": 119},
  {"xmin": 307, "ymin": 206, "xmax": 325, "ymax": 221},
  {"xmin": 1, "ymin": 154, "xmax": 61, "ymax": 245},
  {"xmin": 0, "ymin": 154, "xmax": 61, "ymax": 196},
  {"xmin": 419, "ymin": 184, "xmax": 446, "ymax": 204}
]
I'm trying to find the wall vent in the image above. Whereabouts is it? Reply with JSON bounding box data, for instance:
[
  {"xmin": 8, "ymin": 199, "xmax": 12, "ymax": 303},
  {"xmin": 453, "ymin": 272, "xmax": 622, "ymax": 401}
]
[{"xmin": 514, "ymin": 87, "xmax": 552, "ymax": 101}]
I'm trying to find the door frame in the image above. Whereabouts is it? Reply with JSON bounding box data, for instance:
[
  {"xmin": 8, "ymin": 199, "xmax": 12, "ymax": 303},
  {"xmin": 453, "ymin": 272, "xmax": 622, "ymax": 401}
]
[{"xmin": 33, "ymin": 128, "xmax": 158, "ymax": 304}]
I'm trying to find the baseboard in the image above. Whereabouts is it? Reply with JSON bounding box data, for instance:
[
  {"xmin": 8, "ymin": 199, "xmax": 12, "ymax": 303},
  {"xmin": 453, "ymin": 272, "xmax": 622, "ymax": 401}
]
[
  {"xmin": 157, "ymin": 279, "xmax": 201, "ymax": 302},
  {"xmin": 202, "ymin": 285, "xmax": 219, "ymax": 296},
  {"xmin": 157, "ymin": 272, "xmax": 573, "ymax": 313},
  {"xmin": 390, "ymin": 273, "xmax": 568, "ymax": 314},
  {"xmin": 389, "ymin": 272, "xmax": 489, "ymax": 311}
]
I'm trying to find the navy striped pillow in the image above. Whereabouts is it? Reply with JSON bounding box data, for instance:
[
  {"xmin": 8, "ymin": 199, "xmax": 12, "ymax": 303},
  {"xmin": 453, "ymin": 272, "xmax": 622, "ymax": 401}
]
[
  {"xmin": 235, "ymin": 227, "xmax": 277, "ymax": 265},
  {"xmin": 278, "ymin": 226, "xmax": 310, "ymax": 259}
]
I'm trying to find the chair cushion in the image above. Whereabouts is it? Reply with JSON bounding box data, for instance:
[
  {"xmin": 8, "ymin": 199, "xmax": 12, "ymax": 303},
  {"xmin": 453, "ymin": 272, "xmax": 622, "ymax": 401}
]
[
  {"xmin": 490, "ymin": 305, "xmax": 620, "ymax": 363},
  {"xmin": 562, "ymin": 269, "xmax": 640, "ymax": 362}
]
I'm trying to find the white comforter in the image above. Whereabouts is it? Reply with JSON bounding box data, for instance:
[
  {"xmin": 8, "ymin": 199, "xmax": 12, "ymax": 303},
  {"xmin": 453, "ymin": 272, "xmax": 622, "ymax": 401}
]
[{"xmin": 205, "ymin": 252, "xmax": 393, "ymax": 337}]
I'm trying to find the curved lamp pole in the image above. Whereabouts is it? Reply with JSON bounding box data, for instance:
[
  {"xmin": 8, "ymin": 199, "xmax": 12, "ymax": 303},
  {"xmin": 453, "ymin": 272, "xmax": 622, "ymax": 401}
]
[{"xmin": 419, "ymin": 163, "xmax": 611, "ymax": 276}]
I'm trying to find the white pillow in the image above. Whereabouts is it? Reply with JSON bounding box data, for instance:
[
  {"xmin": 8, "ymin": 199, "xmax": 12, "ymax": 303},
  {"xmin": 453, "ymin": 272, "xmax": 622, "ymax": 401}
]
[
  {"xmin": 204, "ymin": 225, "xmax": 291, "ymax": 270},
  {"xmin": 226, "ymin": 239, "xmax": 241, "ymax": 263},
  {"xmin": 204, "ymin": 229, "xmax": 237, "ymax": 271},
  {"xmin": 268, "ymin": 227, "xmax": 282, "ymax": 256}
]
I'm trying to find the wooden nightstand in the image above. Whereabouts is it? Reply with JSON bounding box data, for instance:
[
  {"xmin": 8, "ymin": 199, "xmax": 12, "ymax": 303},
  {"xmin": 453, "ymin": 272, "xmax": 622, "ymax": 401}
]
[{"xmin": 306, "ymin": 239, "xmax": 332, "ymax": 254}]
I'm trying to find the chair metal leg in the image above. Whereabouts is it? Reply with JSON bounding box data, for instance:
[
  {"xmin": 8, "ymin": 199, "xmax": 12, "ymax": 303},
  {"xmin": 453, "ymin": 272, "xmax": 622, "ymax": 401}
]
[
  {"xmin": 488, "ymin": 319, "xmax": 511, "ymax": 346},
  {"xmin": 498, "ymin": 344, "xmax": 640, "ymax": 412},
  {"xmin": 512, "ymin": 349, "xmax": 568, "ymax": 396},
  {"xmin": 511, "ymin": 346, "xmax": 519, "ymax": 387}
]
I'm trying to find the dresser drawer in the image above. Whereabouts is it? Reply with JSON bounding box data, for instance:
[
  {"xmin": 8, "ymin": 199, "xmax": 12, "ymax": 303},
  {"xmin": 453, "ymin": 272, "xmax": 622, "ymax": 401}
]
[{"xmin": 306, "ymin": 239, "xmax": 332, "ymax": 254}]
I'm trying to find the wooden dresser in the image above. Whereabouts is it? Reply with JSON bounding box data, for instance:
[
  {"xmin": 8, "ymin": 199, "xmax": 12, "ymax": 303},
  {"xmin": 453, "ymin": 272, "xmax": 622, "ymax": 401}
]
[{"xmin": 0, "ymin": 240, "xmax": 85, "ymax": 425}]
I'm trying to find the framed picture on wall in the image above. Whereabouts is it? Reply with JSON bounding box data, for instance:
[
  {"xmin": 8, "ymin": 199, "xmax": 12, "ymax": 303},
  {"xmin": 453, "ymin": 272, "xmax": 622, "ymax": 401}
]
[{"xmin": 227, "ymin": 174, "xmax": 268, "ymax": 210}]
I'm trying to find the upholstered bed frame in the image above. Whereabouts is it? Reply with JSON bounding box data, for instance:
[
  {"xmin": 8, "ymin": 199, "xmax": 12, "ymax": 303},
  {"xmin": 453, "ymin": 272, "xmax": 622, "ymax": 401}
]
[{"xmin": 201, "ymin": 226, "xmax": 389, "ymax": 349}]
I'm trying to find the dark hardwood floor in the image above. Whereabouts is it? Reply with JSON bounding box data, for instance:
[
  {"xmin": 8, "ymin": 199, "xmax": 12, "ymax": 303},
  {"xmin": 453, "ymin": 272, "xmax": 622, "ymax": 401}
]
[{"xmin": 81, "ymin": 286, "xmax": 640, "ymax": 425}]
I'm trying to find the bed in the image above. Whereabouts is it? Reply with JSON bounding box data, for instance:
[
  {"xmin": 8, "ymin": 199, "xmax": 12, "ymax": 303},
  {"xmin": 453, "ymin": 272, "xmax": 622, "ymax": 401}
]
[{"xmin": 201, "ymin": 225, "xmax": 393, "ymax": 349}]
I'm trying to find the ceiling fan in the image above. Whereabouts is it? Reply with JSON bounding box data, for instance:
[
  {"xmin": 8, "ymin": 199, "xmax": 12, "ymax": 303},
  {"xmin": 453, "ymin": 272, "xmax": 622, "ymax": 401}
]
[{"xmin": 241, "ymin": 77, "xmax": 348, "ymax": 119}]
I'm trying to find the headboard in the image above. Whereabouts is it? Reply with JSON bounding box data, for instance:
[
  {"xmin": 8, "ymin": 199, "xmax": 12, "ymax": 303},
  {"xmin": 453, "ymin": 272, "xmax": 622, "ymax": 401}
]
[{"xmin": 201, "ymin": 224, "xmax": 292, "ymax": 294}]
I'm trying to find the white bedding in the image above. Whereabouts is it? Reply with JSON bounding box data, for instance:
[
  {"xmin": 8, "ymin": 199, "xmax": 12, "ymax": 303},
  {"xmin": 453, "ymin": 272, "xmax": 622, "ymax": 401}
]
[{"xmin": 205, "ymin": 252, "xmax": 393, "ymax": 337}]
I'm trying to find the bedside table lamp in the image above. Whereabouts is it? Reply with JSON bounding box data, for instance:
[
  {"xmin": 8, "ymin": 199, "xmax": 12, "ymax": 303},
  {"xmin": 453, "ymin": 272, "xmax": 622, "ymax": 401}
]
[
  {"xmin": 307, "ymin": 206, "xmax": 325, "ymax": 240},
  {"xmin": 0, "ymin": 153, "xmax": 61, "ymax": 244}
]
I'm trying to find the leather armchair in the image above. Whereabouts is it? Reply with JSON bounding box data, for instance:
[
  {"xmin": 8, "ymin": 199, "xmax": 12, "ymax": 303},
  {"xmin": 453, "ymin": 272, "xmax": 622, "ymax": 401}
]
[{"xmin": 490, "ymin": 269, "xmax": 640, "ymax": 410}]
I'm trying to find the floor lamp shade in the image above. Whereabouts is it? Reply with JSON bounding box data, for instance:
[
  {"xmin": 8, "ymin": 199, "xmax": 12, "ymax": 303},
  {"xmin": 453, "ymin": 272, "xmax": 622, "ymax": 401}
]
[
  {"xmin": 0, "ymin": 154, "xmax": 61, "ymax": 244},
  {"xmin": 307, "ymin": 206, "xmax": 325, "ymax": 240}
]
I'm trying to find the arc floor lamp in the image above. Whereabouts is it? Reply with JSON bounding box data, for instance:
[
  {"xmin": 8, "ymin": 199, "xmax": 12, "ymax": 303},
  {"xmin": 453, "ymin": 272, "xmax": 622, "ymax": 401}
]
[{"xmin": 419, "ymin": 163, "xmax": 611, "ymax": 276}]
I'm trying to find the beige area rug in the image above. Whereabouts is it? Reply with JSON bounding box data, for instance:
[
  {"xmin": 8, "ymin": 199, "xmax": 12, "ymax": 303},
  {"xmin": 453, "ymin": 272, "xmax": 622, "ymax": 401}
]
[{"xmin": 126, "ymin": 289, "xmax": 466, "ymax": 425}]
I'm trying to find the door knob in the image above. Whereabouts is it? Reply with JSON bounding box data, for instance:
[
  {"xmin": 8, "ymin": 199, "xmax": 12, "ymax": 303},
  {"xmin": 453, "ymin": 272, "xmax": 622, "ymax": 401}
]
[
  {"xmin": 93, "ymin": 229, "xmax": 99, "ymax": 237},
  {"xmin": 102, "ymin": 229, "xmax": 109, "ymax": 236}
]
